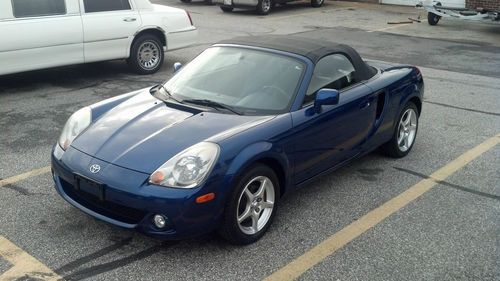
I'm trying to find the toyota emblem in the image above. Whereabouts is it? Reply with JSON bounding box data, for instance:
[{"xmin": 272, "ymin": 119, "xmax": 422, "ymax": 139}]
[{"xmin": 89, "ymin": 164, "xmax": 101, "ymax": 174}]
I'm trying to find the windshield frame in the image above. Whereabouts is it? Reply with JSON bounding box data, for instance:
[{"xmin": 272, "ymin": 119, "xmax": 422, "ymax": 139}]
[{"xmin": 157, "ymin": 45, "xmax": 310, "ymax": 116}]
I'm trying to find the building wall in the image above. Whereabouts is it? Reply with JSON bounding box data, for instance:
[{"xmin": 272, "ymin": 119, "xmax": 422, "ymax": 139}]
[{"xmin": 466, "ymin": 0, "xmax": 500, "ymax": 10}]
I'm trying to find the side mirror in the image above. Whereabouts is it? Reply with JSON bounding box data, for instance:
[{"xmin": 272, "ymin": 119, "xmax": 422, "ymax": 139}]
[
  {"xmin": 173, "ymin": 62, "xmax": 182, "ymax": 73},
  {"xmin": 313, "ymin": 89, "xmax": 339, "ymax": 114}
]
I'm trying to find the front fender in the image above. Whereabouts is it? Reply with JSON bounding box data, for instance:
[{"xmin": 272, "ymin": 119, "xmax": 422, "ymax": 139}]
[{"xmin": 224, "ymin": 141, "xmax": 291, "ymax": 195}]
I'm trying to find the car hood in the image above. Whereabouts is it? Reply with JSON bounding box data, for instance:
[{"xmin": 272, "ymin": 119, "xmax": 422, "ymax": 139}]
[{"xmin": 72, "ymin": 91, "xmax": 272, "ymax": 174}]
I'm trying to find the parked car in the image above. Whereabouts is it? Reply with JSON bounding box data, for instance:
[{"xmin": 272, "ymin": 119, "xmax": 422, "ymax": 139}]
[
  {"xmin": 51, "ymin": 35, "xmax": 424, "ymax": 244},
  {"xmin": 215, "ymin": 0, "xmax": 324, "ymax": 15},
  {"xmin": 0, "ymin": 0, "xmax": 197, "ymax": 76},
  {"xmin": 180, "ymin": 0, "xmax": 215, "ymax": 5}
]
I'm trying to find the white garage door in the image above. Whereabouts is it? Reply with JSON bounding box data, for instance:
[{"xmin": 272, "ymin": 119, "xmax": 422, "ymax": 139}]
[{"xmin": 380, "ymin": 0, "xmax": 465, "ymax": 8}]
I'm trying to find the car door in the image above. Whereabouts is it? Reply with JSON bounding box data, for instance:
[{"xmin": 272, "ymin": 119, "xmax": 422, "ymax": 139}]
[
  {"xmin": 80, "ymin": 0, "xmax": 141, "ymax": 63},
  {"xmin": 291, "ymin": 54, "xmax": 378, "ymax": 184},
  {"xmin": 0, "ymin": 0, "xmax": 83, "ymax": 76}
]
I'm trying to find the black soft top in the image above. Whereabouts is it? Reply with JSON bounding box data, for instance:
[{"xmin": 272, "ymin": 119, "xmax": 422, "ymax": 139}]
[{"xmin": 217, "ymin": 35, "xmax": 376, "ymax": 81}]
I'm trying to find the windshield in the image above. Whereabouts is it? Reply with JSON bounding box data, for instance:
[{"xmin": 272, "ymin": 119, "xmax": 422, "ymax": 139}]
[{"xmin": 157, "ymin": 46, "xmax": 305, "ymax": 115}]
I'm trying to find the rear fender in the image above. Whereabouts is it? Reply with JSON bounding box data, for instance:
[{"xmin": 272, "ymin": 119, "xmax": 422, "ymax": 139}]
[{"xmin": 362, "ymin": 66, "xmax": 423, "ymax": 144}]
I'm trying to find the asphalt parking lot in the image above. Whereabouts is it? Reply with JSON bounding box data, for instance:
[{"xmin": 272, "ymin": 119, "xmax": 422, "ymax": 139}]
[{"xmin": 1, "ymin": 1, "xmax": 499, "ymax": 280}]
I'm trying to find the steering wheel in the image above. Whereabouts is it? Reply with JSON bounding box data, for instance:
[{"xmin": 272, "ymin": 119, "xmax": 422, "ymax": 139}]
[{"xmin": 261, "ymin": 85, "xmax": 288, "ymax": 100}]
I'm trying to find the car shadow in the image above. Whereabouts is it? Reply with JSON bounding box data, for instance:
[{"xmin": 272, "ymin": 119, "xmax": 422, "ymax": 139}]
[
  {"xmin": 0, "ymin": 61, "xmax": 134, "ymax": 91},
  {"xmin": 0, "ymin": 60, "xmax": 174, "ymax": 97}
]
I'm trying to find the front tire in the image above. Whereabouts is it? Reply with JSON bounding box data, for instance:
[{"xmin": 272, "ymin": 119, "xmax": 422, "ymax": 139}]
[
  {"xmin": 311, "ymin": 0, "xmax": 324, "ymax": 8},
  {"xmin": 127, "ymin": 34, "xmax": 164, "ymax": 75},
  {"xmin": 256, "ymin": 0, "xmax": 272, "ymax": 15},
  {"xmin": 219, "ymin": 164, "xmax": 279, "ymax": 244},
  {"xmin": 381, "ymin": 102, "xmax": 419, "ymax": 158}
]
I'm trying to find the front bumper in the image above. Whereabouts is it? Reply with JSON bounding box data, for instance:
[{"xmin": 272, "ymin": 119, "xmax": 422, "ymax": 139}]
[{"xmin": 51, "ymin": 145, "xmax": 226, "ymax": 239}]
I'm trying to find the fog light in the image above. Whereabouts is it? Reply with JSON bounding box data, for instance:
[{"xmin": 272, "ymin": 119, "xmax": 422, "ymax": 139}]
[{"xmin": 153, "ymin": 214, "xmax": 167, "ymax": 228}]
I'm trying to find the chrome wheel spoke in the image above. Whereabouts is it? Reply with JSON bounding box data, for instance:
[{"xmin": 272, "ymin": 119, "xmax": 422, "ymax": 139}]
[
  {"xmin": 244, "ymin": 187, "xmax": 254, "ymax": 201},
  {"xmin": 254, "ymin": 178, "xmax": 267, "ymax": 198},
  {"xmin": 251, "ymin": 213, "xmax": 259, "ymax": 232},
  {"xmin": 397, "ymin": 127, "xmax": 405, "ymax": 145},
  {"xmin": 238, "ymin": 206, "xmax": 251, "ymax": 223},
  {"xmin": 261, "ymin": 201, "xmax": 274, "ymax": 209},
  {"xmin": 403, "ymin": 111, "xmax": 412, "ymax": 126}
]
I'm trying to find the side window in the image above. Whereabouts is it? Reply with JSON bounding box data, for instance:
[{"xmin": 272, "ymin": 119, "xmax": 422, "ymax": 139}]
[
  {"xmin": 83, "ymin": 0, "xmax": 131, "ymax": 13},
  {"xmin": 12, "ymin": 0, "xmax": 66, "ymax": 18},
  {"xmin": 303, "ymin": 54, "xmax": 356, "ymax": 105}
]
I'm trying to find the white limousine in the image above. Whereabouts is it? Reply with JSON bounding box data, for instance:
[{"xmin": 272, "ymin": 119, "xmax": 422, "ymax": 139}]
[{"xmin": 0, "ymin": 0, "xmax": 197, "ymax": 75}]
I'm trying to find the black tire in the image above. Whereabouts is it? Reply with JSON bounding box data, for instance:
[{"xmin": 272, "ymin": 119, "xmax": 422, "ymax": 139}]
[
  {"xmin": 381, "ymin": 102, "xmax": 419, "ymax": 158},
  {"xmin": 220, "ymin": 5, "xmax": 234, "ymax": 12},
  {"xmin": 205, "ymin": 0, "xmax": 215, "ymax": 5},
  {"xmin": 428, "ymin": 2, "xmax": 441, "ymax": 26},
  {"xmin": 427, "ymin": 12, "xmax": 441, "ymax": 25},
  {"xmin": 127, "ymin": 34, "xmax": 164, "ymax": 75},
  {"xmin": 256, "ymin": 0, "xmax": 272, "ymax": 15},
  {"xmin": 180, "ymin": 0, "xmax": 191, "ymax": 3},
  {"xmin": 311, "ymin": 0, "xmax": 324, "ymax": 8},
  {"xmin": 219, "ymin": 164, "xmax": 280, "ymax": 244}
]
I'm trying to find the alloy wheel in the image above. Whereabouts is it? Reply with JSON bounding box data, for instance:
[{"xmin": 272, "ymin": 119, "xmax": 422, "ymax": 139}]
[
  {"xmin": 397, "ymin": 108, "xmax": 417, "ymax": 152},
  {"xmin": 236, "ymin": 176, "xmax": 275, "ymax": 235},
  {"xmin": 137, "ymin": 41, "xmax": 160, "ymax": 70}
]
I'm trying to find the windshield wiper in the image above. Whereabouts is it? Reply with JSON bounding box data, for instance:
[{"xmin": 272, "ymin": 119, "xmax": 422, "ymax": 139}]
[
  {"xmin": 183, "ymin": 99, "xmax": 242, "ymax": 115},
  {"xmin": 155, "ymin": 84, "xmax": 183, "ymax": 104}
]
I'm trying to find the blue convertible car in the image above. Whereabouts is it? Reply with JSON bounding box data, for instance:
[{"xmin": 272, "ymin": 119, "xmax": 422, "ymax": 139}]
[{"xmin": 52, "ymin": 36, "xmax": 423, "ymax": 244}]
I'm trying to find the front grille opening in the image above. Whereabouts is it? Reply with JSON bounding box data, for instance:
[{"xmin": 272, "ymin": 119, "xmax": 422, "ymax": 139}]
[{"xmin": 60, "ymin": 177, "xmax": 147, "ymax": 224}]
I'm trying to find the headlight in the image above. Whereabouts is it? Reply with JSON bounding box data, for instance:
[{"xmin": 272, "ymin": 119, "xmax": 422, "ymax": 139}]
[
  {"xmin": 58, "ymin": 107, "xmax": 92, "ymax": 151},
  {"xmin": 149, "ymin": 142, "xmax": 220, "ymax": 188}
]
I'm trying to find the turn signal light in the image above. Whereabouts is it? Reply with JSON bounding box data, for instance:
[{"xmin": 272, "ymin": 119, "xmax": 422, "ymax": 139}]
[{"xmin": 196, "ymin": 193, "xmax": 215, "ymax": 204}]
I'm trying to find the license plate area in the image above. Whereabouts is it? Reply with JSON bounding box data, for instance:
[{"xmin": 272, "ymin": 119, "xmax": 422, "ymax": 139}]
[{"xmin": 74, "ymin": 174, "xmax": 105, "ymax": 201}]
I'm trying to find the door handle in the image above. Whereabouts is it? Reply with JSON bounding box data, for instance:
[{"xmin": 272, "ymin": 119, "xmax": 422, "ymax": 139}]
[
  {"xmin": 359, "ymin": 96, "xmax": 375, "ymax": 110},
  {"xmin": 123, "ymin": 17, "xmax": 137, "ymax": 22},
  {"xmin": 359, "ymin": 101, "xmax": 371, "ymax": 109}
]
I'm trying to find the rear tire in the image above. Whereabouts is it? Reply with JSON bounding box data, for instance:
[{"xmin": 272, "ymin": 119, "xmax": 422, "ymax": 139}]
[
  {"xmin": 381, "ymin": 102, "xmax": 419, "ymax": 158},
  {"xmin": 220, "ymin": 5, "xmax": 234, "ymax": 12},
  {"xmin": 219, "ymin": 164, "xmax": 279, "ymax": 244},
  {"xmin": 256, "ymin": 0, "xmax": 272, "ymax": 15},
  {"xmin": 127, "ymin": 34, "xmax": 164, "ymax": 75},
  {"xmin": 311, "ymin": 0, "xmax": 324, "ymax": 8}
]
